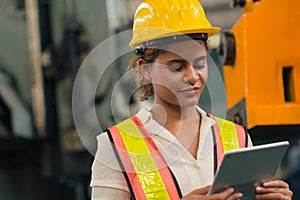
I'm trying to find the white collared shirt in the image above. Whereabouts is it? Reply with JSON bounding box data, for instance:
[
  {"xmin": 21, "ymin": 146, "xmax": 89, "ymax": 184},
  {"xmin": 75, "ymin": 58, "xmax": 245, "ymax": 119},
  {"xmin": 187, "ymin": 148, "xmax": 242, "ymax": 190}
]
[{"xmin": 91, "ymin": 106, "xmax": 252, "ymax": 199}]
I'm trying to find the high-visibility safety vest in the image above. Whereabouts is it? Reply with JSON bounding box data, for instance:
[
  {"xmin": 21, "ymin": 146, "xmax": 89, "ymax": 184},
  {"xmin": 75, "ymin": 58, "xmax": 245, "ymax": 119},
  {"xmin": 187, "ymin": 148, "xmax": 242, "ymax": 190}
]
[
  {"xmin": 208, "ymin": 114, "xmax": 248, "ymax": 172},
  {"xmin": 107, "ymin": 114, "xmax": 247, "ymax": 200}
]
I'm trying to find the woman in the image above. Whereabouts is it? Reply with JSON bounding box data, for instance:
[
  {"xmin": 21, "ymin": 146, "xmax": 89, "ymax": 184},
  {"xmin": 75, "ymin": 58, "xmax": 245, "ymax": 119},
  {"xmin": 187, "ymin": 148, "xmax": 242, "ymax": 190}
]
[{"xmin": 91, "ymin": 0, "xmax": 293, "ymax": 199}]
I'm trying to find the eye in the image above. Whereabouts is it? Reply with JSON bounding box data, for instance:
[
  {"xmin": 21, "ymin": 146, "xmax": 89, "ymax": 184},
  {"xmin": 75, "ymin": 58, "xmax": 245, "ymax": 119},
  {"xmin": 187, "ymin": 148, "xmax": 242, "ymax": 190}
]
[
  {"xmin": 194, "ymin": 64, "xmax": 205, "ymax": 70},
  {"xmin": 168, "ymin": 65, "xmax": 184, "ymax": 72}
]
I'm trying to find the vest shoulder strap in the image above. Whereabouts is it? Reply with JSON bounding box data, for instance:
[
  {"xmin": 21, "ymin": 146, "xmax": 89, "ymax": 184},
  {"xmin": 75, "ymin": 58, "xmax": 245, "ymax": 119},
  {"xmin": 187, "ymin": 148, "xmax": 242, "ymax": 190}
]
[
  {"xmin": 107, "ymin": 116, "xmax": 182, "ymax": 200},
  {"xmin": 209, "ymin": 114, "xmax": 248, "ymax": 172}
]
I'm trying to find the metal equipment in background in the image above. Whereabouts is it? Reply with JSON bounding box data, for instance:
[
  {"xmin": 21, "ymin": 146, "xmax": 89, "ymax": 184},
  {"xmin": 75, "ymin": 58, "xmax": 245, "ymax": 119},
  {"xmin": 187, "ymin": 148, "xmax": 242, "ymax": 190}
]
[
  {"xmin": 0, "ymin": 0, "xmax": 92, "ymax": 199},
  {"xmin": 218, "ymin": 0, "xmax": 300, "ymax": 143},
  {"xmin": 25, "ymin": 0, "xmax": 46, "ymax": 137},
  {"xmin": 0, "ymin": 69, "xmax": 33, "ymax": 138}
]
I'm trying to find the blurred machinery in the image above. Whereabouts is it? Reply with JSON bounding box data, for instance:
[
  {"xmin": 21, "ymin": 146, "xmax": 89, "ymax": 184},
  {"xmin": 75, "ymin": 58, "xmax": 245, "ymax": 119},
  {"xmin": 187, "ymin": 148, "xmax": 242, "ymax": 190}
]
[
  {"xmin": 0, "ymin": 0, "xmax": 92, "ymax": 199},
  {"xmin": 218, "ymin": 0, "xmax": 300, "ymax": 143},
  {"xmin": 0, "ymin": 69, "xmax": 33, "ymax": 138}
]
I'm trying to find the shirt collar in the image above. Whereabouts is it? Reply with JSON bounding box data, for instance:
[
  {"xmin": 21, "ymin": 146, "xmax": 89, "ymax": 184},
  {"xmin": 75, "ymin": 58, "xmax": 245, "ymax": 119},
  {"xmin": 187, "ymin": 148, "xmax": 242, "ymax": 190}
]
[
  {"xmin": 195, "ymin": 106, "xmax": 216, "ymax": 127},
  {"xmin": 135, "ymin": 106, "xmax": 216, "ymax": 135}
]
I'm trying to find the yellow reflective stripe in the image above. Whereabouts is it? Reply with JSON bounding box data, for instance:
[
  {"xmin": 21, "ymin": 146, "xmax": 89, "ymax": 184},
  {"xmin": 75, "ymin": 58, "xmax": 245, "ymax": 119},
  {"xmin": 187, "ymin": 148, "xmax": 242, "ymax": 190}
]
[
  {"xmin": 116, "ymin": 119, "xmax": 170, "ymax": 200},
  {"xmin": 214, "ymin": 116, "xmax": 239, "ymax": 152}
]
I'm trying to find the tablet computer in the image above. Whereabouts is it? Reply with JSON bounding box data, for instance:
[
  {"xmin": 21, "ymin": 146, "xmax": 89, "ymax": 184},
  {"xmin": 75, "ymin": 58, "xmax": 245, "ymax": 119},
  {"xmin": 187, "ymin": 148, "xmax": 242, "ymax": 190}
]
[{"xmin": 208, "ymin": 141, "xmax": 289, "ymax": 200}]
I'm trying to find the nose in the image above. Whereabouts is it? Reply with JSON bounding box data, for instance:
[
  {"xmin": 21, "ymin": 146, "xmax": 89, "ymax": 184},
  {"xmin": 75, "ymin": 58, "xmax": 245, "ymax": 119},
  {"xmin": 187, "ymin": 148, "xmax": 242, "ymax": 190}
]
[{"xmin": 184, "ymin": 65, "xmax": 199, "ymax": 85}]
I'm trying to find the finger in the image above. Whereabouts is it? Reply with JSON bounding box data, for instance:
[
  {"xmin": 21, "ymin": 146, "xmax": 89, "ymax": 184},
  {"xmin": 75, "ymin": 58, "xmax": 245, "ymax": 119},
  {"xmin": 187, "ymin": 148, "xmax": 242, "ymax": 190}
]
[
  {"xmin": 226, "ymin": 192, "xmax": 243, "ymax": 200},
  {"xmin": 255, "ymin": 192, "xmax": 285, "ymax": 200},
  {"xmin": 262, "ymin": 180, "xmax": 289, "ymax": 188},
  {"xmin": 255, "ymin": 187, "xmax": 293, "ymax": 200},
  {"xmin": 256, "ymin": 186, "xmax": 287, "ymax": 194},
  {"xmin": 190, "ymin": 185, "xmax": 211, "ymax": 195},
  {"xmin": 210, "ymin": 188, "xmax": 235, "ymax": 199}
]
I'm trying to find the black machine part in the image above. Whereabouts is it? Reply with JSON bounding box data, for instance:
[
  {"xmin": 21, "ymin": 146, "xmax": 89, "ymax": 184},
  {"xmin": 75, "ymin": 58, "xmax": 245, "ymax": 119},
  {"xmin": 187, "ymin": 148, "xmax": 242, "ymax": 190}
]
[
  {"xmin": 0, "ymin": 96, "xmax": 11, "ymax": 135},
  {"xmin": 217, "ymin": 31, "xmax": 236, "ymax": 66}
]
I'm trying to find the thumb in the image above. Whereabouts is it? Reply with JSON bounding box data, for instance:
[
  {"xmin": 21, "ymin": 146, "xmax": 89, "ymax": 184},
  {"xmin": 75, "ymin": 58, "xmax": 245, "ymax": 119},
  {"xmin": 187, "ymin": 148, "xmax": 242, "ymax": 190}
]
[{"xmin": 191, "ymin": 185, "xmax": 211, "ymax": 195}]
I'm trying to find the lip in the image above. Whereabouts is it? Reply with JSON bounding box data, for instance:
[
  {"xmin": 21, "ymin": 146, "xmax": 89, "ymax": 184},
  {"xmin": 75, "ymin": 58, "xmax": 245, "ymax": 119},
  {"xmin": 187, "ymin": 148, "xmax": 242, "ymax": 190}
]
[{"xmin": 180, "ymin": 87, "xmax": 200, "ymax": 95}]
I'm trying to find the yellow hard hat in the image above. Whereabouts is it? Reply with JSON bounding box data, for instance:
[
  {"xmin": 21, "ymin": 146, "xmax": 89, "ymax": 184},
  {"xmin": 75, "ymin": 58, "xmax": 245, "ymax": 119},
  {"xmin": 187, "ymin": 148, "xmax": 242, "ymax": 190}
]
[{"xmin": 129, "ymin": 0, "xmax": 221, "ymax": 48}]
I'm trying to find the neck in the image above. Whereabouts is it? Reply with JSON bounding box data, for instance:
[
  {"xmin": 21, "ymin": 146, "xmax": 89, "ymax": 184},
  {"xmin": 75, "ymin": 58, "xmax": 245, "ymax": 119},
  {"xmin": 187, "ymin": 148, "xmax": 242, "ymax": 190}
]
[
  {"xmin": 150, "ymin": 102, "xmax": 199, "ymax": 127},
  {"xmin": 150, "ymin": 102, "xmax": 201, "ymax": 159}
]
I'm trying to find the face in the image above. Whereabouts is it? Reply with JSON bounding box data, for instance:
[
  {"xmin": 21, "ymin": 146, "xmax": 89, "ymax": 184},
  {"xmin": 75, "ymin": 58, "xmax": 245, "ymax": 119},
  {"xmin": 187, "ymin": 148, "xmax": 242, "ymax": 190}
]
[{"xmin": 147, "ymin": 39, "xmax": 208, "ymax": 108}]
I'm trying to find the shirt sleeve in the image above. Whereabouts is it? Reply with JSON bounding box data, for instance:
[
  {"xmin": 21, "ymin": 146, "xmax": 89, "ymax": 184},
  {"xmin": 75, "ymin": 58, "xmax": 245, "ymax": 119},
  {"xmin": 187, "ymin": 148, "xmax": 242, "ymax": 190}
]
[{"xmin": 90, "ymin": 132, "xmax": 130, "ymax": 200}]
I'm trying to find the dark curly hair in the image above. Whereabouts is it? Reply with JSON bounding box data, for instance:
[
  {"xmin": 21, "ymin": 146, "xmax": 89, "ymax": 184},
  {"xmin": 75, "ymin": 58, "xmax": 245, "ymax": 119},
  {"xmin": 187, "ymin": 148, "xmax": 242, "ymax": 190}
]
[{"xmin": 128, "ymin": 48, "xmax": 165, "ymax": 101}]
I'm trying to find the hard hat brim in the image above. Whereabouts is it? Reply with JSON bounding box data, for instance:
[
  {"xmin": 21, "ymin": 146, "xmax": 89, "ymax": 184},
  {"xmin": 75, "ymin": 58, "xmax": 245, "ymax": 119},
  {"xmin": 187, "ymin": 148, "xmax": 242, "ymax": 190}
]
[{"xmin": 129, "ymin": 27, "xmax": 221, "ymax": 48}]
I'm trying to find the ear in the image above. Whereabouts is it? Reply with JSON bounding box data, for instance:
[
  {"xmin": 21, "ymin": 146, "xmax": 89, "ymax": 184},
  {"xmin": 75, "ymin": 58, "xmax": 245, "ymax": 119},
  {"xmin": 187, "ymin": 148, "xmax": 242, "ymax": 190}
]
[{"xmin": 138, "ymin": 58, "xmax": 152, "ymax": 81}]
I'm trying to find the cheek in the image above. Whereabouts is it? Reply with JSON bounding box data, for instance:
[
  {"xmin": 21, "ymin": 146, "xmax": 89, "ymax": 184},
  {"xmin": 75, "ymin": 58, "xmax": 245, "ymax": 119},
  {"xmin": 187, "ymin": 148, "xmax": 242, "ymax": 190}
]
[
  {"xmin": 151, "ymin": 67, "xmax": 174, "ymax": 85},
  {"xmin": 198, "ymin": 67, "xmax": 208, "ymax": 83},
  {"xmin": 151, "ymin": 69, "xmax": 163, "ymax": 84},
  {"xmin": 151, "ymin": 69, "xmax": 180, "ymax": 93}
]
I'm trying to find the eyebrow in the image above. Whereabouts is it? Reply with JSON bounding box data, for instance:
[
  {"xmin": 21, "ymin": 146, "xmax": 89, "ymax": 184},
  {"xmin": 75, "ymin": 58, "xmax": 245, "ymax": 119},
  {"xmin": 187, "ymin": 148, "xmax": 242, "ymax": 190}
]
[
  {"xmin": 194, "ymin": 56, "xmax": 206, "ymax": 63},
  {"xmin": 167, "ymin": 59, "xmax": 187, "ymax": 64},
  {"xmin": 167, "ymin": 56, "xmax": 206, "ymax": 64}
]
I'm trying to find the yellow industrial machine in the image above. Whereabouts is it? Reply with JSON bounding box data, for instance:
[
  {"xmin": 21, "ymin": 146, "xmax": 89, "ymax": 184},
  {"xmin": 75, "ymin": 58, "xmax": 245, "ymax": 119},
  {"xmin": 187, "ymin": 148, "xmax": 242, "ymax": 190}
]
[{"xmin": 219, "ymin": 0, "xmax": 300, "ymax": 131}]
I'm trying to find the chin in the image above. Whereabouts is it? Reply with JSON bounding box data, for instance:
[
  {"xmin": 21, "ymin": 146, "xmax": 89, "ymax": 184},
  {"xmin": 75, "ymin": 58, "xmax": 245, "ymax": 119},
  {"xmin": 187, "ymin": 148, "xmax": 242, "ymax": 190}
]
[{"xmin": 178, "ymin": 98, "xmax": 200, "ymax": 108}]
